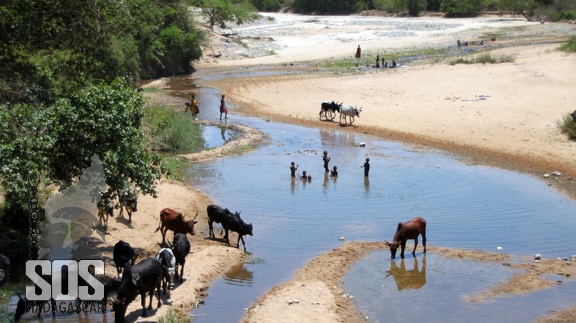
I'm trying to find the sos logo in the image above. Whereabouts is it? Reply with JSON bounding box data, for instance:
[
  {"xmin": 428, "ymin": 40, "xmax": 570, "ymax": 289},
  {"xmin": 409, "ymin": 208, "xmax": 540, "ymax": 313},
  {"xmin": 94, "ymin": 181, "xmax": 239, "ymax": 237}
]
[{"xmin": 26, "ymin": 260, "xmax": 104, "ymax": 301}]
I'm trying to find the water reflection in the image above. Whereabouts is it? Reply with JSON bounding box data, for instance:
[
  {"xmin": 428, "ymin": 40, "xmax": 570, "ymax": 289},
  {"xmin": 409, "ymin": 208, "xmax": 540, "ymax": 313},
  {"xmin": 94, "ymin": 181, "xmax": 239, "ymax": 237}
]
[
  {"xmin": 385, "ymin": 255, "xmax": 426, "ymax": 291},
  {"xmin": 219, "ymin": 124, "xmax": 230, "ymax": 143},
  {"xmin": 319, "ymin": 129, "xmax": 357, "ymax": 148},
  {"xmin": 223, "ymin": 263, "xmax": 253, "ymax": 287}
]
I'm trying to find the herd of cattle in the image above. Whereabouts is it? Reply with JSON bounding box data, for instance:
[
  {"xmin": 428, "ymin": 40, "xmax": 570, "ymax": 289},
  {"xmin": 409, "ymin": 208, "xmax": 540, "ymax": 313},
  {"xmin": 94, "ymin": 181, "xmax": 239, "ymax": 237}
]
[
  {"xmin": 319, "ymin": 101, "xmax": 363, "ymax": 125},
  {"xmin": 14, "ymin": 204, "xmax": 254, "ymax": 322}
]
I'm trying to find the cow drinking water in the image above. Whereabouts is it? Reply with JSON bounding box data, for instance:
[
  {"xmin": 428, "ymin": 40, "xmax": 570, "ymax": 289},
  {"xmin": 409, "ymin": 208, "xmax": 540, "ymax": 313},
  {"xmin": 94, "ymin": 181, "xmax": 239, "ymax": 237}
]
[
  {"xmin": 222, "ymin": 212, "xmax": 253, "ymax": 252},
  {"xmin": 207, "ymin": 205, "xmax": 240, "ymax": 240},
  {"xmin": 385, "ymin": 217, "xmax": 427, "ymax": 259}
]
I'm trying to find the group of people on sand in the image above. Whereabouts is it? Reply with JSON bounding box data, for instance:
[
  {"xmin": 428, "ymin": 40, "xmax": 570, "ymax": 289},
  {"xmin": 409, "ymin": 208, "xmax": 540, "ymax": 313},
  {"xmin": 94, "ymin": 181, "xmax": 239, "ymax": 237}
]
[
  {"xmin": 290, "ymin": 150, "xmax": 370, "ymax": 181},
  {"xmin": 184, "ymin": 93, "xmax": 229, "ymax": 120},
  {"xmin": 355, "ymin": 45, "xmax": 397, "ymax": 69}
]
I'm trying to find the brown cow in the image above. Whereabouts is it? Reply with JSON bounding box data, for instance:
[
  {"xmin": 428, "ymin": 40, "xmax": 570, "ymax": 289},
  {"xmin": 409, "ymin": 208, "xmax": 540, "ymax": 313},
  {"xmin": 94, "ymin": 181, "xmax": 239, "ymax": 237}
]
[
  {"xmin": 155, "ymin": 208, "xmax": 198, "ymax": 245},
  {"xmin": 97, "ymin": 199, "xmax": 114, "ymax": 231},
  {"xmin": 385, "ymin": 217, "xmax": 426, "ymax": 259}
]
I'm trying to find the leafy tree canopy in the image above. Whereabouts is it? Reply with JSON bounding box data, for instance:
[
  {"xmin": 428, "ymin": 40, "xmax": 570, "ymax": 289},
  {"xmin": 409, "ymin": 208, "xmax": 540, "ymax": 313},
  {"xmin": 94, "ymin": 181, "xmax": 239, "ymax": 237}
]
[
  {"xmin": 193, "ymin": 0, "xmax": 259, "ymax": 31},
  {"xmin": 0, "ymin": 0, "xmax": 203, "ymax": 236}
]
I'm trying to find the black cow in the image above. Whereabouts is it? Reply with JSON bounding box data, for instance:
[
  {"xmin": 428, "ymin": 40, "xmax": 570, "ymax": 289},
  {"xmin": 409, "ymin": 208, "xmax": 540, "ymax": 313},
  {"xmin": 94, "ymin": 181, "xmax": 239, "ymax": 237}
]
[
  {"xmin": 319, "ymin": 101, "xmax": 341, "ymax": 121},
  {"xmin": 0, "ymin": 253, "xmax": 9, "ymax": 287},
  {"xmin": 207, "ymin": 205, "xmax": 240, "ymax": 240},
  {"xmin": 222, "ymin": 212, "xmax": 253, "ymax": 252},
  {"xmin": 14, "ymin": 292, "xmax": 56, "ymax": 321},
  {"xmin": 111, "ymin": 257, "xmax": 162, "ymax": 323},
  {"xmin": 104, "ymin": 277, "xmax": 122, "ymax": 300},
  {"xmin": 171, "ymin": 233, "xmax": 190, "ymax": 283},
  {"xmin": 113, "ymin": 240, "xmax": 138, "ymax": 278},
  {"xmin": 156, "ymin": 248, "xmax": 176, "ymax": 297}
]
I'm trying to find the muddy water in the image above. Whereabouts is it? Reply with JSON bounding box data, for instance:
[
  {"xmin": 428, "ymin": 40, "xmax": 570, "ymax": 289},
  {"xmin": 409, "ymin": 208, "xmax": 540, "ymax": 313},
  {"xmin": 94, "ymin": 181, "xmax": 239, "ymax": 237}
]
[{"xmin": 178, "ymin": 81, "xmax": 576, "ymax": 323}]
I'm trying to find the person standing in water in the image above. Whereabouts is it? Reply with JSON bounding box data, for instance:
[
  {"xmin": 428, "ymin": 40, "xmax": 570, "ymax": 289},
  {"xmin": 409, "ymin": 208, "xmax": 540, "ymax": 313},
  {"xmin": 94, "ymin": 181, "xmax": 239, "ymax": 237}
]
[
  {"xmin": 355, "ymin": 45, "xmax": 361, "ymax": 60},
  {"xmin": 219, "ymin": 94, "xmax": 228, "ymax": 120},
  {"xmin": 290, "ymin": 162, "xmax": 299, "ymax": 178},
  {"xmin": 362, "ymin": 157, "xmax": 370, "ymax": 177},
  {"xmin": 322, "ymin": 151, "xmax": 331, "ymax": 173}
]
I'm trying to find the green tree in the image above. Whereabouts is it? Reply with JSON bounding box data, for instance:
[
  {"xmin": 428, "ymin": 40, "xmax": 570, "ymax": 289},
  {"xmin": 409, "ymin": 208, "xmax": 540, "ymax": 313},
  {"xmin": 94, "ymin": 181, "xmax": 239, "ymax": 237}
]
[
  {"xmin": 441, "ymin": 0, "xmax": 483, "ymax": 16},
  {"xmin": 194, "ymin": 0, "xmax": 259, "ymax": 31},
  {"xmin": 0, "ymin": 79, "xmax": 163, "ymax": 230},
  {"xmin": 407, "ymin": 0, "xmax": 425, "ymax": 16},
  {"xmin": 499, "ymin": 0, "xmax": 537, "ymax": 20},
  {"xmin": 249, "ymin": 0, "xmax": 282, "ymax": 11}
]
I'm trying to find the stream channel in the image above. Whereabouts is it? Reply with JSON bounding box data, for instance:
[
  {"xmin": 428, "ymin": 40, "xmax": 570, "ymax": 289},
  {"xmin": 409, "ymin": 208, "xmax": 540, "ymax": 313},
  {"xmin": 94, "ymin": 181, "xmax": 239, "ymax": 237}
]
[
  {"xmin": 5, "ymin": 67, "xmax": 576, "ymax": 323},
  {"xmin": 167, "ymin": 69, "xmax": 576, "ymax": 323}
]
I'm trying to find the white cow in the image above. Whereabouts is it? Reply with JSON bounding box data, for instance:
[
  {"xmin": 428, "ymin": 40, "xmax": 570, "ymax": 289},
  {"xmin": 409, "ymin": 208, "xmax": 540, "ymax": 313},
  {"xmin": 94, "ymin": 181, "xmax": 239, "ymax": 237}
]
[{"xmin": 339, "ymin": 105, "xmax": 362, "ymax": 125}]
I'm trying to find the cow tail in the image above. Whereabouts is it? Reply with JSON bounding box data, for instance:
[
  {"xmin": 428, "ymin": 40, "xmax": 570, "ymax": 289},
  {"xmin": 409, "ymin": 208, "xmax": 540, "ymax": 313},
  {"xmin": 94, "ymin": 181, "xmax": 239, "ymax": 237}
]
[{"xmin": 155, "ymin": 215, "xmax": 162, "ymax": 232}]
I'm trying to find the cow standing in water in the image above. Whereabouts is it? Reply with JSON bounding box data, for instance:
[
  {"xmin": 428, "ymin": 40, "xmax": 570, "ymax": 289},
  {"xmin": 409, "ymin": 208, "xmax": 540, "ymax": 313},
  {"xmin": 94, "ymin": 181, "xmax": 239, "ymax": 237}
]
[{"xmin": 385, "ymin": 217, "xmax": 427, "ymax": 259}]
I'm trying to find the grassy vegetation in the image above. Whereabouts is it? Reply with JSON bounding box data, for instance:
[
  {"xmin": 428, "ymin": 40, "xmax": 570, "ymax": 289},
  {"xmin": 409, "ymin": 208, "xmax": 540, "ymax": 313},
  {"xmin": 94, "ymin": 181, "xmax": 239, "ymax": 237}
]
[
  {"xmin": 142, "ymin": 87, "xmax": 167, "ymax": 94},
  {"xmin": 559, "ymin": 35, "xmax": 576, "ymax": 53},
  {"xmin": 162, "ymin": 156, "xmax": 189, "ymax": 181},
  {"xmin": 143, "ymin": 103, "xmax": 205, "ymax": 152},
  {"xmin": 158, "ymin": 307, "xmax": 190, "ymax": 323},
  {"xmin": 322, "ymin": 47, "xmax": 448, "ymax": 70},
  {"xmin": 449, "ymin": 53, "xmax": 515, "ymax": 65},
  {"xmin": 559, "ymin": 113, "xmax": 576, "ymax": 140}
]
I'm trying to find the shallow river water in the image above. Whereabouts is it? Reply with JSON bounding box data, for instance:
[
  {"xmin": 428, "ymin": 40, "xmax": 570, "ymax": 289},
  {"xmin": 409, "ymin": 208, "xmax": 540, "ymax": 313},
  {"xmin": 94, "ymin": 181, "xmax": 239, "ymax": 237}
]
[{"xmin": 177, "ymin": 82, "xmax": 576, "ymax": 322}]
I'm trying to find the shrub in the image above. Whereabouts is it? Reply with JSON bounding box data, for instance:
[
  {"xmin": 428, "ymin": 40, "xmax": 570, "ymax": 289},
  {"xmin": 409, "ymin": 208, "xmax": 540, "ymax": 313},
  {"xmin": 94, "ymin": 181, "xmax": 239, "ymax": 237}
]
[
  {"xmin": 144, "ymin": 103, "xmax": 205, "ymax": 152},
  {"xmin": 559, "ymin": 113, "xmax": 576, "ymax": 140},
  {"xmin": 558, "ymin": 35, "xmax": 576, "ymax": 52},
  {"xmin": 449, "ymin": 53, "xmax": 515, "ymax": 65},
  {"xmin": 555, "ymin": 9, "xmax": 576, "ymax": 21},
  {"xmin": 158, "ymin": 307, "xmax": 189, "ymax": 323}
]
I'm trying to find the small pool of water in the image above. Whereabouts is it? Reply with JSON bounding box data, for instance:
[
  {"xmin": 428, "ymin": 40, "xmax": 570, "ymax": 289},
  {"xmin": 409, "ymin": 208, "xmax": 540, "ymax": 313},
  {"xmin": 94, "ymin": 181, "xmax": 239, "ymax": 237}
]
[
  {"xmin": 343, "ymin": 251, "xmax": 576, "ymax": 323},
  {"xmin": 202, "ymin": 125, "xmax": 238, "ymax": 149}
]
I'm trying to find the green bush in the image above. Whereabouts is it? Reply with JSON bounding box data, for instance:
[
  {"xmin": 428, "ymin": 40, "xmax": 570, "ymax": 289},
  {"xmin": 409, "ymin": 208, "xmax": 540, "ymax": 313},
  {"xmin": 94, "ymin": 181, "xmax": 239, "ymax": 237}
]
[
  {"xmin": 144, "ymin": 103, "xmax": 205, "ymax": 152},
  {"xmin": 559, "ymin": 113, "xmax": 576, "ymax": 140},
  {"xmin": 555, "ymin": 9, "xmax": 576, "ymax": 21},
  {"xmin": 559, "ymin": 35, "xmax": 576, "ymax": 52}
]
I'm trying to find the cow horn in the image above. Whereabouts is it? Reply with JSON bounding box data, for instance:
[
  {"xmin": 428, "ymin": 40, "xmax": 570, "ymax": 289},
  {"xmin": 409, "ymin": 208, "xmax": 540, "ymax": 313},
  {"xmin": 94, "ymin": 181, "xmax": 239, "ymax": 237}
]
[
  {"xmin": 384, "ymin": 240, "xmax": 391, "ymax": 246},
  {"xmin": 192, "ymin": 211, "xmax": 199, "ymax": 221}
]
